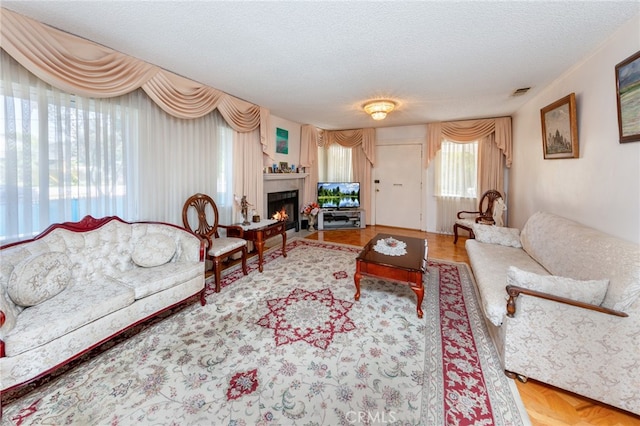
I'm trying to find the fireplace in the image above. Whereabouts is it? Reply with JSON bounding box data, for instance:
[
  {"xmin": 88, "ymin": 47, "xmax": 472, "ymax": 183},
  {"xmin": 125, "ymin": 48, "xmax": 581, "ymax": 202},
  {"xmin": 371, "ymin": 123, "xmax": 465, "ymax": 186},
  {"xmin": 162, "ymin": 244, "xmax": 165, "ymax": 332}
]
[{"xmin": 267, "ymin": 190, "xmax": 299, "ymax": 231}]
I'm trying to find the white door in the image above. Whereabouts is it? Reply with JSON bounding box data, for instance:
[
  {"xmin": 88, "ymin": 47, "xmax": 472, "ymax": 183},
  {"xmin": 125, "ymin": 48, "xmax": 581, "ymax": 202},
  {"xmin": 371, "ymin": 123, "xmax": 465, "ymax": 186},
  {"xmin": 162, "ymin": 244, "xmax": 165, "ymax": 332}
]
[{"xmin": 374, "ymin": 144, "xmax": 422, "ymax": 229}]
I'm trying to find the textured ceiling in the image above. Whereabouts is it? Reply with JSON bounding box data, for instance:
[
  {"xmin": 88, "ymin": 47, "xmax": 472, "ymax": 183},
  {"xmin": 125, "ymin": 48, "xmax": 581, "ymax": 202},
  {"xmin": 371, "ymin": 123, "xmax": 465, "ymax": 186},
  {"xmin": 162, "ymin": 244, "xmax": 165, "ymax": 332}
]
[{"xmin": 3, "ymin": 1, "xmax": 639, "ymax": 130}]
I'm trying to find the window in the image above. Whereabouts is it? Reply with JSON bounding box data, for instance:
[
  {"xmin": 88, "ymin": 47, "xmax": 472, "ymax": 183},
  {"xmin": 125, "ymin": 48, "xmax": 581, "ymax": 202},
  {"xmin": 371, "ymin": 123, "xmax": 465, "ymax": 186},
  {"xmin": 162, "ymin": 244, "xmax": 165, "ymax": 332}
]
[
  {"xmin": 2, "ymin": 51, "xmax": 236, "ymax": 243},
  {"xmin": 1, "ymin": 55, "xmax": 137, "ymax": 242},
  {"xmin": 435, "ymin": 140, "xmax": 478, "ymax": 199}
]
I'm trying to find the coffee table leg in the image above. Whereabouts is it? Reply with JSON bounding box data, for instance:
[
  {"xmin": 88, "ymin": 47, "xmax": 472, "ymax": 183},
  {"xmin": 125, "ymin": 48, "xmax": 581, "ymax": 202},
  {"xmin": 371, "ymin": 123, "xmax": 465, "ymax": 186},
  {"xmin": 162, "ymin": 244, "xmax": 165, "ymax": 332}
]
[
  {"xmin": 354, "ymin": 263, "xmax": 362, "ymax": 301},
  {"xmin": 412, "ymin": 274, "xmax": 424, "ymax": 318}
]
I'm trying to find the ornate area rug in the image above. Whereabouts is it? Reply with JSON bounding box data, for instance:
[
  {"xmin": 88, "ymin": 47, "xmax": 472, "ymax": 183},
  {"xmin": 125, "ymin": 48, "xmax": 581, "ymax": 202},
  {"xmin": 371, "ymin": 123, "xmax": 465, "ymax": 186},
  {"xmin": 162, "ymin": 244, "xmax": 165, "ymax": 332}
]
[{"xmin": 3, "ymin": 239, "xmax": 530, "ymax": 425}]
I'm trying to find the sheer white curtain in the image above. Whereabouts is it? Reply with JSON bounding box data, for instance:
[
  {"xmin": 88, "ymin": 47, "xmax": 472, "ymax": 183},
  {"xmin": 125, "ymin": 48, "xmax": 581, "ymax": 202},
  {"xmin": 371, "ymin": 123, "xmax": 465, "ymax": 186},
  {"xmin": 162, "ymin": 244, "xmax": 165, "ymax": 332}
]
[
  {"xmin": 435, "ymin": 140, "xmax": 478, "ymax": 234},
  {"xmin": 317, "ymin": 142, "xmax": 353, "ymax": 182},
  {"xmin": 233, "ymin": 128, "xmax": 263, "ymax": 224},
  {"xmin": 1, "ymin": 51, "xmax": 138, "ymax": 241},
  {"xmin": 136, "ymin": 95, "xmax": 234, "ymax": 226},
  {"xmin": 1, "ymin": 51, "xmax": 234, "ymax": 242}
]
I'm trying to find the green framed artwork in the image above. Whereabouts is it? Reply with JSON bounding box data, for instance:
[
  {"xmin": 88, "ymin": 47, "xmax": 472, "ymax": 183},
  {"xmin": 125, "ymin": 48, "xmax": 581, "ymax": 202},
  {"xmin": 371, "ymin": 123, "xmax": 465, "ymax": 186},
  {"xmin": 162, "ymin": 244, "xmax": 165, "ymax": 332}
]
[{"xmin": 276, "ymin": 128, "xmax": 289, "ymax": 154}]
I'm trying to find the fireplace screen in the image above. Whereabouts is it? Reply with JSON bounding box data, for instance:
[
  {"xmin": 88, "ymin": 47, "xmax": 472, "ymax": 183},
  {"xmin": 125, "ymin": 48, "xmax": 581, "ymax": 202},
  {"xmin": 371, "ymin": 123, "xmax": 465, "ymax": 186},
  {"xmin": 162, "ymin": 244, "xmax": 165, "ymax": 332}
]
[{"xmin": 267, "ymin": 190, "xmax": 299, "ymax": 231}]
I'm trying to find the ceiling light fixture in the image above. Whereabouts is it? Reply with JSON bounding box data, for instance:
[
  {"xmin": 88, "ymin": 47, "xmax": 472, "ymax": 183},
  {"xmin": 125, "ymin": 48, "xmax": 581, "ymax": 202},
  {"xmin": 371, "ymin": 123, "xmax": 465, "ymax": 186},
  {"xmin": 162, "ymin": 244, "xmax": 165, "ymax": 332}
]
[{"xmin": 363, "ymin": 100, "xmax": 396, "ymax": 120}]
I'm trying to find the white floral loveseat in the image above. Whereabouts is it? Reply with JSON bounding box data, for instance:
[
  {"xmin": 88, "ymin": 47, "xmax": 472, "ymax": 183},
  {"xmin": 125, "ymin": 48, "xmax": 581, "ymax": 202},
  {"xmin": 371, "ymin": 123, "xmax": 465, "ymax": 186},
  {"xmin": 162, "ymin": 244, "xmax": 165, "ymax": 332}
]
[
  {"xmin": 465, "ymin": 211, "xmax": 640, "ymax": 415},
  {"xmin": 0, "ymin": 215, "xmax": 205, "ymax": 393}
]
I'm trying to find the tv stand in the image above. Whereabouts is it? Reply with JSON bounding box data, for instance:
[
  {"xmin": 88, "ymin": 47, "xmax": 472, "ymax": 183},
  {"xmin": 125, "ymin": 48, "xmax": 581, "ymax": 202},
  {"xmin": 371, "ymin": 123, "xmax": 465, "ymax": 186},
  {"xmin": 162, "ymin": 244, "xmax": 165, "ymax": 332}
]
[{"xmin": 317, "ymin": 209, "xmax": 365, "ymax": 230}]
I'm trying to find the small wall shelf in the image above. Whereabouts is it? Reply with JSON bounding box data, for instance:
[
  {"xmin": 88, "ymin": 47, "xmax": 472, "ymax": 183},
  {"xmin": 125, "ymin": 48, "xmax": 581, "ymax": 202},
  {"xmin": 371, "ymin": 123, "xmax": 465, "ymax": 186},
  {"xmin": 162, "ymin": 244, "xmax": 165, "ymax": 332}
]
[{"xmin": 317, "ymin": 209, "xmax": 365, "ymax": 230}]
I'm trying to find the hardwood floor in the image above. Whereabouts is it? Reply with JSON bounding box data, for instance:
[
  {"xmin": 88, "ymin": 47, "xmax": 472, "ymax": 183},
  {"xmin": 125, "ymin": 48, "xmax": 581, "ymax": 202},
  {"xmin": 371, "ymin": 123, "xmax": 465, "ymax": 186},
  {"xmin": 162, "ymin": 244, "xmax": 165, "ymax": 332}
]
[{"xmin": 275, "ymin": 225, "xmax": 640, "ymax": 426}]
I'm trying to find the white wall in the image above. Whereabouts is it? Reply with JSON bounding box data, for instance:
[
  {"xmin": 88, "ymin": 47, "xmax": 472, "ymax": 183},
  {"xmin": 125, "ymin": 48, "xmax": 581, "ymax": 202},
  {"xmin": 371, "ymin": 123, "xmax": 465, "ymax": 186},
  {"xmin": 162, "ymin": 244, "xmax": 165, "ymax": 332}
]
[
  {"xmin": 510, "ymin": 14, "xmax": 640, "ymax": 244},
  {"xmin": 273, "ymin": 13, "xmax": 640, "ymax": 243},
  {"xmin": 268, "ymin": 115, "xmax": 302, "ymax": 170}
]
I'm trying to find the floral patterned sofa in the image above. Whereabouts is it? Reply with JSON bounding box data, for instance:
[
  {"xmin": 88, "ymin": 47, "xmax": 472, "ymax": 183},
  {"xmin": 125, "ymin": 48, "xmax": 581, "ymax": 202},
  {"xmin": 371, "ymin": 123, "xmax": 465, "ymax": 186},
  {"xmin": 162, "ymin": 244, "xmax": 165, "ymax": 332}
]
[
  {"xmin": 0, "ymin": 216, "xmax": 205, "ymax": 393},
  {"xmin": 465, "ymin": 212, "xmax": 640, "ymax": 415}
]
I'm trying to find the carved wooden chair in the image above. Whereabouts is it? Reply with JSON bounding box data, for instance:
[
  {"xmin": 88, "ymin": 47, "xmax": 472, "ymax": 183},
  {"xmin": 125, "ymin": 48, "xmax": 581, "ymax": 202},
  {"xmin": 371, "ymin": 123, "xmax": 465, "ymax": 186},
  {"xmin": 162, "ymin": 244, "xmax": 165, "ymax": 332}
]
[
  {"xmin": 182, "ymin": 193, "xmax": 248, "ymax": 293},
  {"xmin": 453, "ymin": 189, "xmax": 503, "ymax": 243}
]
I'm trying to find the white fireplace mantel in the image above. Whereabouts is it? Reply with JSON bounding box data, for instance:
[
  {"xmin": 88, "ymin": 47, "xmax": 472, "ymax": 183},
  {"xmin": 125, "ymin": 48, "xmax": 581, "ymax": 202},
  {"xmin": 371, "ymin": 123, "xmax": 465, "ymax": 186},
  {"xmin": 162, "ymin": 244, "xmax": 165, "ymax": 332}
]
[{"xmin": 263, "ymin": 173, "xmax": 308, "ymax": 181}]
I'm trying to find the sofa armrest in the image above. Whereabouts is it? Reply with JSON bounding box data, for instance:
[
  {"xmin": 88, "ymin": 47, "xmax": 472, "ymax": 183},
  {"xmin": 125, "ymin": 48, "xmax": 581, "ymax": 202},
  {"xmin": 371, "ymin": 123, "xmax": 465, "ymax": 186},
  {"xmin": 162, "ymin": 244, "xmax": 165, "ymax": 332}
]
[
  {"xmin": 502, "ymin": 284, "xmax": 639, "ymax": 413},
  {"xmin": 506, "ymin": 285, "xmax": 628, "ymax": 318},
  {"xmin": 196, "ymin": 237, "xmax": 206, "ymax": 262}
]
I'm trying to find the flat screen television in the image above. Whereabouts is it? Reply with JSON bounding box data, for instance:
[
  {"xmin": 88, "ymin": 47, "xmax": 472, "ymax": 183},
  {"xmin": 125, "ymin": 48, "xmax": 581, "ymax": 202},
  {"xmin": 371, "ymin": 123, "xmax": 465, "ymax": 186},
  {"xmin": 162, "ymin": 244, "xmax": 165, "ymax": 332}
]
[{"xmin": 317, "ymin": 182, "xmax": 360, "ymax": 209}]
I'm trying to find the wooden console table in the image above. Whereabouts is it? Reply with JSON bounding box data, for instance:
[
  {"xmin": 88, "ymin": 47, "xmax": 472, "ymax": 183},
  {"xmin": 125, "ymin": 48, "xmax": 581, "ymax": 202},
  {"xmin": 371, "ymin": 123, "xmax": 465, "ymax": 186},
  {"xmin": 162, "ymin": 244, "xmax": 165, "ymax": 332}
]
[{"xmin": 227, "ymin": 219, "xmax": 287, "ymax": 272}]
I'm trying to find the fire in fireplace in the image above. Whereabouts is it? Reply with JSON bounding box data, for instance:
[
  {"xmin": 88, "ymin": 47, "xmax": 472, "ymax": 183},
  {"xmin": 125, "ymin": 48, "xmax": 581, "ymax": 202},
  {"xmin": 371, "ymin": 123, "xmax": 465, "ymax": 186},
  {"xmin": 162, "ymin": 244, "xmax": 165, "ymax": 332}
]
[
  {"xmin": 272, "ymin": 207, "xmax": 288, "ymax": 221},
  {"xmin": 267, "ymin": 190, "xmax": 299, "ymax": 231}
]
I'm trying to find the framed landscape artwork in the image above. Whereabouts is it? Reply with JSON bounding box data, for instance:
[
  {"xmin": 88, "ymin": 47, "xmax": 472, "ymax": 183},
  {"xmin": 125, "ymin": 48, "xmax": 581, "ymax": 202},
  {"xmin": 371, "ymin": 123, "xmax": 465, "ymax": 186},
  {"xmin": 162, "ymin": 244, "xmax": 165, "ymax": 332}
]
[
  {"xmin": 615, "ymin": 50, "xmax": 640, "ymax": 143},
  {"xmin": 540, "ymin": 93, "xmax": 579, "ymax": 159}
]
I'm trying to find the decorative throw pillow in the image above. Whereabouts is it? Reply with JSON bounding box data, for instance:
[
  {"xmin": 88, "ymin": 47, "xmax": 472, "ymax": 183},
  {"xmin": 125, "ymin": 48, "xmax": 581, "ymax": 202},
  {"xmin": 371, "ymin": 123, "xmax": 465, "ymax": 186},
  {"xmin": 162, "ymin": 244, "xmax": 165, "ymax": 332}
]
[
  {"xmin": 472, "ymin": 224, "xmax": 522, "ymax": 248},
  {"xmin": 7, "ymin": 252, "xmax": 72, "ymax": 306},
  {"xmin": 131, "ymin": 233, "xmax": 176, "ymax": 267},
  {"xmin": 506, "ymin": 266, "xmax": 609, "ymax": 305}
]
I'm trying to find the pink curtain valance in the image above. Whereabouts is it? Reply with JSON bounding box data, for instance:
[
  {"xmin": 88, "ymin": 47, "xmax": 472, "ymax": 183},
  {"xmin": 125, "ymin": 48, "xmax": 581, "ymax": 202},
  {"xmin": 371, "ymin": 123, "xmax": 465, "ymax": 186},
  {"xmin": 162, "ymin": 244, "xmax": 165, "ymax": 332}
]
[
  {"xmin": 300, "ymin": 126, "xmax": 375, "ymax": 167},
  {"xmin": 322, "ymin": 128, "xmax": 376, "ymax": 166},
  {"xmin": 0, "ymin": 7, "xmax": 270, "ymax": 149},
  {"xmin": 427, "ymin": 117, "xmax": 512, "ymax": 167}
]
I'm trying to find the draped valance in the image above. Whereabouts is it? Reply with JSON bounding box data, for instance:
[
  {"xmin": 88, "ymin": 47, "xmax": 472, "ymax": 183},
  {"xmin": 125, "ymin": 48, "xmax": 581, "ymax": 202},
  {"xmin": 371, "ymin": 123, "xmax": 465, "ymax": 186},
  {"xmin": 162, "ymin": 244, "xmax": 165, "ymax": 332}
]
[
  {"xmin": 427, "ymin": 117, "xmax": 512, "ymax": 167},
  {"xmin": 0, "ymin": 7, "xmax": 271, "ymax": 154},
  {"xmin": 301, "ymin": 127, "xmax": 376, "ymax": 167},
  {"xmin": 322, "ymin": 128, "xmax": 376, "ymax": 166}
]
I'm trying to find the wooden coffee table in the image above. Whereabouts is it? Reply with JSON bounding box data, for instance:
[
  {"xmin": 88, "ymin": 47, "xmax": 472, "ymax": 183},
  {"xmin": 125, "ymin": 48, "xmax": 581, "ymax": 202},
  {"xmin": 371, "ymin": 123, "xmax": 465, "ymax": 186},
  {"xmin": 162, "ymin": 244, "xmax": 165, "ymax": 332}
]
[
  {"xmin": 227, "ymin": 220, "xmax": 287, "ymax": 272},
  {"xmin": 354, "ymin": 233, "xmax": 428, "ymax": 318}
]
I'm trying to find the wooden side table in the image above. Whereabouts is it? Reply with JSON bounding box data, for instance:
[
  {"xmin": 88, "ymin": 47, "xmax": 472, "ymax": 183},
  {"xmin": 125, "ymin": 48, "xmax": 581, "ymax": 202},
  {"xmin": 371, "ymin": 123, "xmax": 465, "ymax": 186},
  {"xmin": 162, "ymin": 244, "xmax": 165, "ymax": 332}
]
[{"xmin": 227, "ymin": 220, "xmax": 287, "ymax": 272}]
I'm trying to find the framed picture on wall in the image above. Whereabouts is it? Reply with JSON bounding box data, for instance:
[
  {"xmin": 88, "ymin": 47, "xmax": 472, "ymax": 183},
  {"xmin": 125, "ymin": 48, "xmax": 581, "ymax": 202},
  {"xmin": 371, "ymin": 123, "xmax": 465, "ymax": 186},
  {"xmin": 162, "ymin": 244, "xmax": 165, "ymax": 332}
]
[
  {"xmin": 276, "ymin": 127, "xmax": 289, "ymax": 154},
  {"xmin": 615, "ymin": 50, "xmax": 640, "ymax": 143},
  {"xmin": 540, "ymin": 92, "xmax": 579, "ymax": 159}
]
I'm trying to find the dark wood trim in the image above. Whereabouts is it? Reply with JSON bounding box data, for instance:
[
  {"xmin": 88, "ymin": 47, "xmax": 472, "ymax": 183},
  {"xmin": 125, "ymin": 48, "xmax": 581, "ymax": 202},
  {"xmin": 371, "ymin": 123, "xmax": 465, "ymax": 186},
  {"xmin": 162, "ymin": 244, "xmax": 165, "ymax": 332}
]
[
  {"xmin": 0, "ymin": 311, "xmax": 4, "ymax": 357},
  {"xmin": 1, "ymin": 215, "xmax": 205, "ymax": 261},
  {"xmin": 506, "ymin": 285, "xmax": 628, "ymax": 318}
]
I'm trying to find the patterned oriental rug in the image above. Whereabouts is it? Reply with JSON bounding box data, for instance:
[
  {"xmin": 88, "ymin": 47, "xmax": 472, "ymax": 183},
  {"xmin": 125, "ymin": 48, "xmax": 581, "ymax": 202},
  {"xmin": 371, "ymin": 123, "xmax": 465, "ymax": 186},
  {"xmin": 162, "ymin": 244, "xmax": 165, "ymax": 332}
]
[{"xmin": 3, "ymin": 239, "xmax": 530, "ymax": 425}]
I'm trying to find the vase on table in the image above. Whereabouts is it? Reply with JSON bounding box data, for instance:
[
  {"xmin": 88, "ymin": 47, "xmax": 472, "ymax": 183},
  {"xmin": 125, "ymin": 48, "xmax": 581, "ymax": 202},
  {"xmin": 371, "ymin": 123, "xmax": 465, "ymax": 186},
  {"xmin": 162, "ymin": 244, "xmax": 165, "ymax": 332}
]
[{"xmin": 307, "ymin": 214, "xmax": 317, "ymax": 231}]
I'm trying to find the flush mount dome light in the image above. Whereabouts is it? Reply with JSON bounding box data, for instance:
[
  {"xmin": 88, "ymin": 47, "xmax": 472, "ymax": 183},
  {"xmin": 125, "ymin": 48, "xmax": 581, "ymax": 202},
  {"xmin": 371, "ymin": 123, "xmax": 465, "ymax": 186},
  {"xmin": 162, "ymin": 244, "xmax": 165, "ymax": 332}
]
[{"xmin": 363, "ymin": 100, "xmax": 396, "ymax": 120}]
